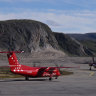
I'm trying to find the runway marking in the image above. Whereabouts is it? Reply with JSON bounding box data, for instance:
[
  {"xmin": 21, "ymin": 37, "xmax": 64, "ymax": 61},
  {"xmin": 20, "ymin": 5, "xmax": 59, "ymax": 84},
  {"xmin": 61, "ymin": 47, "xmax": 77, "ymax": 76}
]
[{"xmin": 89, "ymin": 72, "xmax": 95, "ymax": 76}]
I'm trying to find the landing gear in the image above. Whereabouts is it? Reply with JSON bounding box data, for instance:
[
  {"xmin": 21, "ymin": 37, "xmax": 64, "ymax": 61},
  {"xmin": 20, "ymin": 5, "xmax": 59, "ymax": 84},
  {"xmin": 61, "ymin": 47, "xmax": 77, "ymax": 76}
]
[
  {"xmin": 25, "ymin": 76, "xmax": 29, "ymax": 80},
  {"xmin": 49, "ymin": 77, "xmax": 52, "ymax": 81},
  {"xmin": 89, "ymin": 66, "xmax": 92, "ymax": 70},
  {"xmin": 55, "ymin": 76, "xmax": 58, "ymax": 79}
]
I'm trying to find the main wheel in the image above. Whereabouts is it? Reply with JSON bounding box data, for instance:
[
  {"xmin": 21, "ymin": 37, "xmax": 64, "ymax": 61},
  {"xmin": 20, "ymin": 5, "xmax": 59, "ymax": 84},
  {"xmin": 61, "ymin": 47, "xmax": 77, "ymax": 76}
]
[
  {"xmin": 89, "ymin": 66, "xmax": 92, "ymax": 70},
  {"xmin": 25, "ymin": 77, "xmax": 29, "ymax": 80},
  {"xmin": 49, "ymin": 77, "xmax": 52, "ymax": 81}
]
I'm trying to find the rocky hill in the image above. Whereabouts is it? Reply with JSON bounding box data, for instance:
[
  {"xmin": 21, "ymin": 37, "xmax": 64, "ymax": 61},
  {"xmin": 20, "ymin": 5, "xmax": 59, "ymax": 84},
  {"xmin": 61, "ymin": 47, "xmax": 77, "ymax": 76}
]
[
  {"xmin": 67, "ymin": 33, "xmax": 96, "ymax": 56},
  {"xmin": 54, "ymin": 32, "xmax": 93, "ymax": 56},
  {"xmin": 0, "ymin": 20, "xmax": 59, "ymax": 52},
  {"xmin": 0, "ymin": 20, "xmax": 93, "ymax": 56}
]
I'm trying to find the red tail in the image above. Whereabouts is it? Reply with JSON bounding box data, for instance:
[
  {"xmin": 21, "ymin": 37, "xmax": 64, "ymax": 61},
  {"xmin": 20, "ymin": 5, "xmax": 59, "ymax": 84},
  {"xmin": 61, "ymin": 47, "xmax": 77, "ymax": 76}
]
[{"xmin": 6, "ymin": 52, "xmax": 23, "ymax": 72}]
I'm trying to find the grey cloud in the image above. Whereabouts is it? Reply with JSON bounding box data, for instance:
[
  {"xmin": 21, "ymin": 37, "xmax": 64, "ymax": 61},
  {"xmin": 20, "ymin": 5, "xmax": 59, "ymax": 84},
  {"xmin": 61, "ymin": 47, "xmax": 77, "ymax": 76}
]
[{"xmin": 46, "ymin": 20, "xmax": 61, "ymax": 26}]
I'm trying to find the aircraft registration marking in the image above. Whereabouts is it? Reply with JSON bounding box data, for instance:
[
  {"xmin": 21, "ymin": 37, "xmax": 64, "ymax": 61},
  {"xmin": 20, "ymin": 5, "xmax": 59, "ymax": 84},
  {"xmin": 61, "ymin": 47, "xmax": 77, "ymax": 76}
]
[{"xmin": 43, "ymin": 73, "xmax": 56, "ymax": 76}]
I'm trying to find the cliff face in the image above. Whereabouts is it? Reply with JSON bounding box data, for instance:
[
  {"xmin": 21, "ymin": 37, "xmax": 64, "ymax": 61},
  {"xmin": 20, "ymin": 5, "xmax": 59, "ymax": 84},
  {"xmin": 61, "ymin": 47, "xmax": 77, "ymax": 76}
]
[
  {"xmin": 54, "ymin": 32, "xmax": 93, "ymax": 56},
  {"xmin": 67, "ymin": 33, "xmax": 96, "ymax": 56},
  {"xmin": 0, "ymin": 19, "xmax": 93, "ymax": 56},
  {"xmin": 0, "ymin": 20, "xmax": 59, "ymax": 52}
]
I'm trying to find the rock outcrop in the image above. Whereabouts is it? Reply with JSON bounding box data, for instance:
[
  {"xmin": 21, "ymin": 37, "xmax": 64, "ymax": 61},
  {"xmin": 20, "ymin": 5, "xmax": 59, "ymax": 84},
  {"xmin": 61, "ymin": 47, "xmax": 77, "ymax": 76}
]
[
  {"xmin": 54, "ymin": 32, "xmax": 93, "ymax": 56},
  {"xmin": 0, "ymin": 19, "xmax": 93, "ymax": 56},
  {"xmin": 0, "ymin": 20, "xmax": 59, "ymax": 52}
]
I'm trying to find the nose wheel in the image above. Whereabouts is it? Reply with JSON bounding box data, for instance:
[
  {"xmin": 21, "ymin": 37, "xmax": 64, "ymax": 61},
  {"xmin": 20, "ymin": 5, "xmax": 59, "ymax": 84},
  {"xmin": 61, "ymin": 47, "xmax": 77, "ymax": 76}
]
[
  {"xmin": 49, "ymin": 74, "xmax": 53, "ymax": 81},
  {"xmin": 55, "ymin": 76, "xmax": 58, "ymax": 79}
]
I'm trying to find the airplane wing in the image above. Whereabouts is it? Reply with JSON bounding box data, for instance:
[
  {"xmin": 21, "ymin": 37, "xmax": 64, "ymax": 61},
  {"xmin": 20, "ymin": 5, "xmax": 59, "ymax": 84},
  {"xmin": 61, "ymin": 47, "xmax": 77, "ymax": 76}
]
[{"xmin": 39, "ymin": 66, "xmax": 80, "ymax": 69}]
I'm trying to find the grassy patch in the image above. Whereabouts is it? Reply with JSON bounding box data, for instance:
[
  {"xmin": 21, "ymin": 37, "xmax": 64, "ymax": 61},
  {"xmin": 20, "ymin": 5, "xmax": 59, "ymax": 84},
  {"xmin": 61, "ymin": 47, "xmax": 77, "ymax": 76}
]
[
  {"xmin": 0, "ymin": 66, "xmax": 23, "ymax": 79},
  {"xmin": 60, "ymin": 70, "xmax": 73, "ymax": 75}
]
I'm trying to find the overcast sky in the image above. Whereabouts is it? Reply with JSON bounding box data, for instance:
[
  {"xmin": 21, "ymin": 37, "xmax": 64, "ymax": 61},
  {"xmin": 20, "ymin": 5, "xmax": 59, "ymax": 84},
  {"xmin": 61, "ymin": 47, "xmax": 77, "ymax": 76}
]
[{"xmin": 0, "ymin": 0, "xmax": 96, "ymax": 33}]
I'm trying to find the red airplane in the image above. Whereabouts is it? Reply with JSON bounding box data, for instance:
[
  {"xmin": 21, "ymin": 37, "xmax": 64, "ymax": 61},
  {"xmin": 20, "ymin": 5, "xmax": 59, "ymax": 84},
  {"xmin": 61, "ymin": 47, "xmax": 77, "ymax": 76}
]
[{"xmin": 0, "ymin": 51, "xmax": 77, "ymax": 81}]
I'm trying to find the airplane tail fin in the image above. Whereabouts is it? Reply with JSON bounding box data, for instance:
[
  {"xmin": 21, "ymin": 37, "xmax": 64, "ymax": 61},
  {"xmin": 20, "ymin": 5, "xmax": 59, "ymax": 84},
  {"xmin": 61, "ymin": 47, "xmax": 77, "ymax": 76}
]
[{"xmin": 0, "ymin": 51, "xmax": 24, "ymax": 72}]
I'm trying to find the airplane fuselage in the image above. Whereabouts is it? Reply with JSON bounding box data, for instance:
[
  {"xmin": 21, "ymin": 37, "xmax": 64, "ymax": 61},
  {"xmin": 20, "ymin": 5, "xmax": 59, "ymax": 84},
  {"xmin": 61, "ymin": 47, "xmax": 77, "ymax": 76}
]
[{"xmin": 10, "ymin": 64, "xmax": 60, "ymax": 78}]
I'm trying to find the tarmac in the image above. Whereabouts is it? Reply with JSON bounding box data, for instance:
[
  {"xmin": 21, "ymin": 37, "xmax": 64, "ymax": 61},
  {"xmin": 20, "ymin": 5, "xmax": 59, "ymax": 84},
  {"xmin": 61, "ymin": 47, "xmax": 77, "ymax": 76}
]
[
  {"xmin": 0, "ymin": 56, "xmax": 96, "ymax": 96},
  {"xmin": 0, "ymin": 67, "xmax": 96, "ymax": 96}
]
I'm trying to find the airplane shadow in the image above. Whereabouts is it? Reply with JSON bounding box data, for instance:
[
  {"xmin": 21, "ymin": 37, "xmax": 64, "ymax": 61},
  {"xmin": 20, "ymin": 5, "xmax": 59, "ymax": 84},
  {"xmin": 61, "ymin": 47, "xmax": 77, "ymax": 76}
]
[
  {"xmin": 13, "ymin": 78, "xmax": 47, "ymax": 81},
  {"xmin": 0, "ymin": 78, "xmax": 59, "ymax": 82}
]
